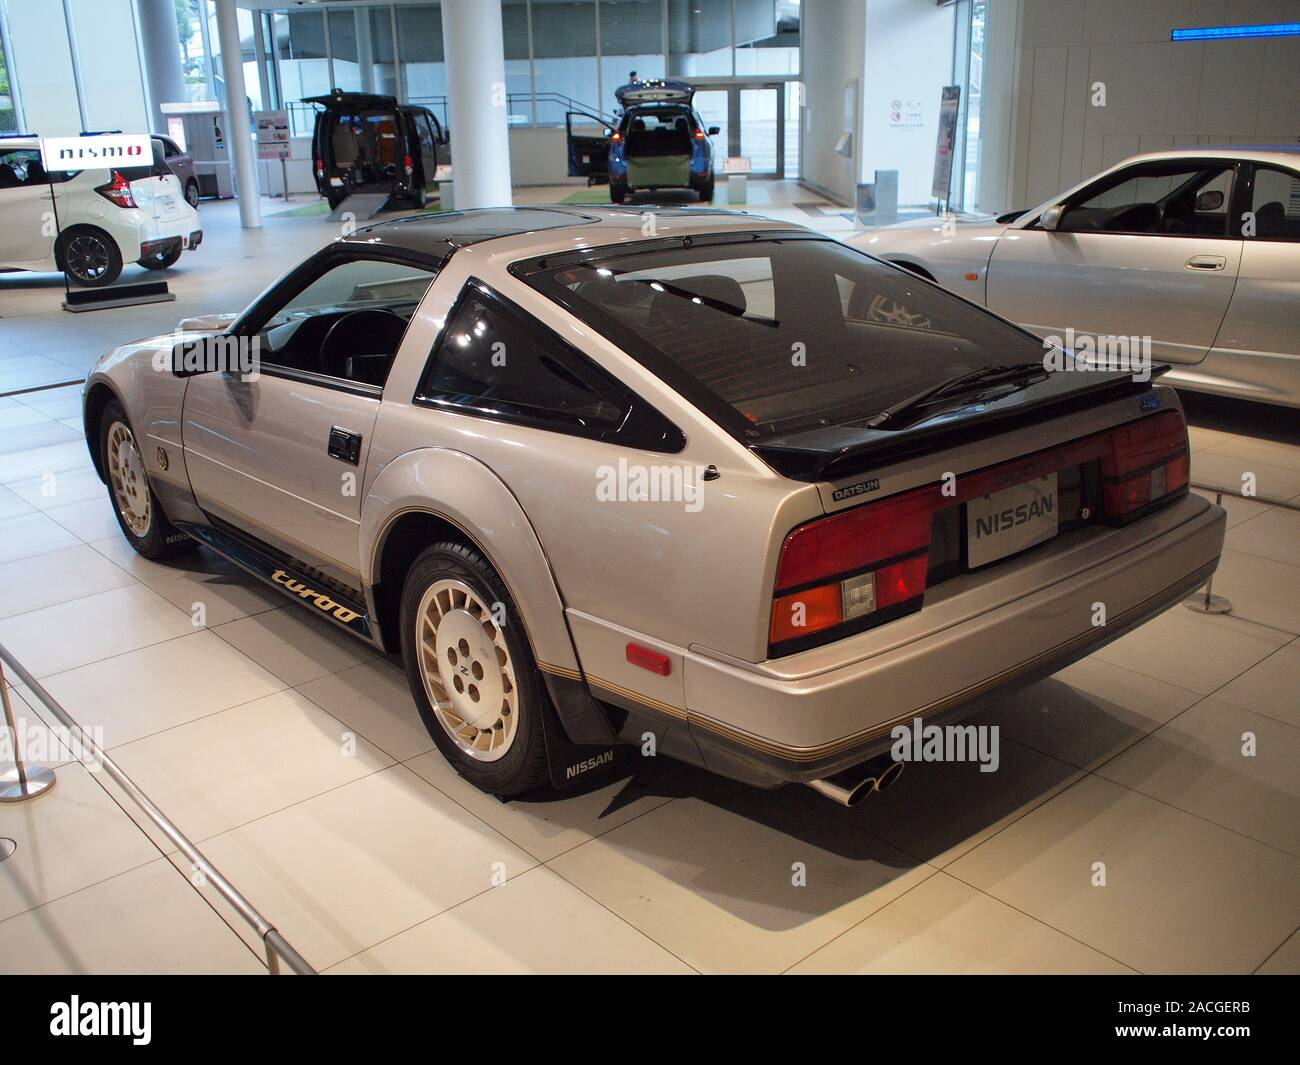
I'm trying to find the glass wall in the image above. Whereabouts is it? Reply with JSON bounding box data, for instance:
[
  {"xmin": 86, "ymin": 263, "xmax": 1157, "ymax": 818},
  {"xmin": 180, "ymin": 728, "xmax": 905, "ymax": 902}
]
[
  {"xmin": 0, "ymin": 12, "xmax": 17, "ymax": 134},
  {"xmin": 199, "ymin": 2, "xmax": 800, "ymax": 134},
  {"xmin": 531, "ymin": 1, "xmax": 598, "ymax": 125},
  {"xmin": 951, "ymin": 0, "xmax": 986, "ymax": 212}
]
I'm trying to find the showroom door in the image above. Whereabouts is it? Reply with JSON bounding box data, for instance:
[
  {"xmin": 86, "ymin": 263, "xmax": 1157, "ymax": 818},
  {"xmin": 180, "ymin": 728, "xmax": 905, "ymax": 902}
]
[
  {"xmin": 986, "ymin": 160, "xmax": 1243, "ymax": 365},
  {"xmin": 691, "ymin": 83, "xmax": 787, "ymax": 178}
]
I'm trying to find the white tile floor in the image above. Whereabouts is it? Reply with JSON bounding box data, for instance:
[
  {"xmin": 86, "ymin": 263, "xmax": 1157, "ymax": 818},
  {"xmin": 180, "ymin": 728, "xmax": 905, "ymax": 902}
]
[{"xmin": 1, "ymin": 185, "xmax": 1297, "ymax": 974}]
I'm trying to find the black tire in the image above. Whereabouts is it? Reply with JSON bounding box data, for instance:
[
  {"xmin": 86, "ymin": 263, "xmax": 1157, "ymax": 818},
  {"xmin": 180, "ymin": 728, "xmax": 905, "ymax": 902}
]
[
  {"xmin": 409, "ymin": 184, "xmax": 428, "ymax": 209},
  {"xmin": 185, "ymin": 179, "xmax": 200, "ymax": 208},
  {"xmin": 99, "ymin": 400, "xmax": 194, "ymax": 560},
  {"xmin": 58, "ymin": 226, "xmax": 122, "ymax": 287},
  {"xmin": 327, "ymin": 190, "xmax": 347, "ymax": 210},
  {"xmin": 699, "ymin": 179, "xmax": 715, "ymax": 203},
  {"xmin": 138, "ymin": 244, "xmax": 182, "ymax": 270},
  {"xmin": 400, "ymin": 542, "xmax": 551, "ymax": 797},
  {"xmin": 610, "ymin": 183, "xmax": 627, "ymax": 204}
]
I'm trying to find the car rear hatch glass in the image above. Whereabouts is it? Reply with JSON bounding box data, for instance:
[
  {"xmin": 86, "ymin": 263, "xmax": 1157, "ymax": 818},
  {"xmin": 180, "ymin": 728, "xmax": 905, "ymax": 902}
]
[{"xmin": 518, "ymin": 233, "xmax": 1147, "ymax": 459}]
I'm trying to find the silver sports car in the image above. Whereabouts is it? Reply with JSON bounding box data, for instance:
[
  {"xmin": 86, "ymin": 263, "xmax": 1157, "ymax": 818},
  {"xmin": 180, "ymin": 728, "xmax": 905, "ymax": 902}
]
[
  {"xmin": 84, "ymin": 207, "xmax": 1225, "ymax": 803},
  {"xmin": 853, "ymin": 148, "xmax": 1300, "ymax": 408}
]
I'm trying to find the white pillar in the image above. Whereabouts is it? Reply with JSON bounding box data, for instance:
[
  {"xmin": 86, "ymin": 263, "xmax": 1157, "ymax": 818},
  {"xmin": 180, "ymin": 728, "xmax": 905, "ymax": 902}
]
[
  {"xmin": 137, "ymin": 0, "xmax": 187, "ymax": 132},
  {"xmin": 213, "ymin": 0, "xmax": 261, "ymax": 228},
  {"xmin": 440, "ymin": 0, "xmax": 512, "ymax": 209},
  {"xmin": 356, "ymin": 10, "xmax": 375, "ymax": 94}
]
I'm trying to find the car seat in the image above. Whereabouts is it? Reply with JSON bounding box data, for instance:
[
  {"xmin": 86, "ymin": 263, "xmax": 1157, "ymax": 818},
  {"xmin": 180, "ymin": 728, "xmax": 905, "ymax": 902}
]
[{"xmin": 1255, "ymin": 201, "xmax": 1286, "ymax": 238}]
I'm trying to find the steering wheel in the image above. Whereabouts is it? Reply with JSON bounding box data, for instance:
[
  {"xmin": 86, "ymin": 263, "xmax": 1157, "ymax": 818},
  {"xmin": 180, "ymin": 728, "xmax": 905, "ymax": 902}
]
[{"xmin": 317, "ymin": 309, "xmax": 409, "ymax": 378}]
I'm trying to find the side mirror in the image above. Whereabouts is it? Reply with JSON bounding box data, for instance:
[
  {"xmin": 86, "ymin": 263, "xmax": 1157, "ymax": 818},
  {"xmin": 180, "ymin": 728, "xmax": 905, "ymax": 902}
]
[
  {"xmin": 708, "ymin": 126, "xmax": 720, "ymax": 136},
  {"xmin": 1195, "ymin": 189, "xmax": 1224, "ymax": 212},
  {"xmin": 1039, "ymin": 204, "xmax": 1065, "ymax": 231},
  {"xmin": 170, "ymin": 338, "xmax": 211, "ymax": 378}
]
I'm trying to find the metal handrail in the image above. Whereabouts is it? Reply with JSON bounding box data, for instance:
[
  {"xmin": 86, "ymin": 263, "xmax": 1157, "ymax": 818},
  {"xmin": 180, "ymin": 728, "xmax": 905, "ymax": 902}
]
[
  {"xmin": 0, "ymin": 643, "xmax": 315, "ymax": 975},
  {"xmin": 1190, "ymin": 480, "xmax": 1300, "ymax": 514}
]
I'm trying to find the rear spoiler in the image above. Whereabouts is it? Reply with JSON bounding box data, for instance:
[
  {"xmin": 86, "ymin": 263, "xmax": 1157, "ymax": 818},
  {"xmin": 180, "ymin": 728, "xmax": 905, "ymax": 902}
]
[{"xmin": 751, "ymin": 367, "xmax": 1170, "ymax": 482}]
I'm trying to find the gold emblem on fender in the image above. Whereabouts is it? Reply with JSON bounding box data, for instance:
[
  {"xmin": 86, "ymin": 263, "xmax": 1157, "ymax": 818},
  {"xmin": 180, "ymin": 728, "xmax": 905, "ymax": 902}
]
[
  {"xmin": 156, "ymin": 447, "xmax": 169, "ymax": 471},
  {"xmin": 271, "ymin": 569, "xmax": 361, "ymax": 623}
]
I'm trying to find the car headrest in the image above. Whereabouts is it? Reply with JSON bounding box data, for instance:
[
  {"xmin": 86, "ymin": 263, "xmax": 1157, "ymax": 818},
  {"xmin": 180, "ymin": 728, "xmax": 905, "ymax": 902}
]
[
  {"xmin": 674, "ymin": 117, "xmax": 688, "ymax": 134},
  {"xmin": 632, "ymin": 118, "xmax": 646, "ymax": 132},
  {"xmin": 1255, "ymin": 201, "xmax": 1286, "ymax": 237}
]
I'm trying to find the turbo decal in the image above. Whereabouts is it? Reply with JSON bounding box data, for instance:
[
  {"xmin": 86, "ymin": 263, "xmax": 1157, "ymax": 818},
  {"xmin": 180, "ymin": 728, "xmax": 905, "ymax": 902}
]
[{"xmin": 271, "ymin": 569, "xmax": 361, "ymax": 623}]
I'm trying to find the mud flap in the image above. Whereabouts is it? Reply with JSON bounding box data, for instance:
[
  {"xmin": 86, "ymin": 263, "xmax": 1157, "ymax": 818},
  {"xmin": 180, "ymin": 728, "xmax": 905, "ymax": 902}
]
[{"xmin": 539, "ymin": 699, "xmax": 624, "ymax": 790}]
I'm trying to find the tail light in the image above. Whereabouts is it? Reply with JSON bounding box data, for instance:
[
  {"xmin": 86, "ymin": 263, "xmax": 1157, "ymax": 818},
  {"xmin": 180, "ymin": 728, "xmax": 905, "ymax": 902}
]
[
  {"xmin": 769, "ymin": 486, "xmax": 935, "ymax": 649},
  {"xmin": 94, "ymin": 170, "xmax": 136, "ymax": 209},
  {"xmin": 767, "ymin": 404, "xmax": 1189, "ymax": 654},
  {"xmin": 1101, "ymin": 410, "xmax": 1189, "ymax": 519},
  {"xmin": 403, "ymin": 154, "xmax": 414, "ymax": 174},
  {"xmin": 314, "ymin": 159, "xmax": 323, "ymax": 179},
  {"xmin": 693, "ymin": 128, "xmax": 706, "ymax": 140},
  {"xmin": 611, "ymin": 131, "xmax": 622, "ymax": 142}
]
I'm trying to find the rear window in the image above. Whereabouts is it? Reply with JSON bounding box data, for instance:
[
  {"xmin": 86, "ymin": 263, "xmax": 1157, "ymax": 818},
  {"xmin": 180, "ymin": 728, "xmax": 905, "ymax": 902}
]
[{"xmin": 521, "ymin": 236, "xmax": 1045, "ymax": 438}]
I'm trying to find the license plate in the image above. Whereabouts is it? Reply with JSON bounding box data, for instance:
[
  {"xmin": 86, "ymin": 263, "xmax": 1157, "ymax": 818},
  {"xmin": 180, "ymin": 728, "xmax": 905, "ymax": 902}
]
[{"xmin": 967, "ymin": 473, "xmax": 1058, "ymax": 568}]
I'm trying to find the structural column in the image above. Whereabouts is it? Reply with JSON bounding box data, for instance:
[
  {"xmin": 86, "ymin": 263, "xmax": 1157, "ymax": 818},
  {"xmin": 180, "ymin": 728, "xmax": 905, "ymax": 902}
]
[
  {"xmin": 440, "ymin": 0, "xmax": 512, "ymax": 208},
  {"xmin": 136, "ymin": 0, "xmax": 187, "ymax": 132},
  {"xmin": 213, "ymin": 0, "xmax": 260, "ymax": 228}
]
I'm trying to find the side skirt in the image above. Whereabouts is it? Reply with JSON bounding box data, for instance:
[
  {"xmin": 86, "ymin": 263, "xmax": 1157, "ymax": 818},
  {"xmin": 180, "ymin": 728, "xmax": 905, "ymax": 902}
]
[{"xmin": 176, "ymin": 520, "xmax": 381, "ymax": 646}]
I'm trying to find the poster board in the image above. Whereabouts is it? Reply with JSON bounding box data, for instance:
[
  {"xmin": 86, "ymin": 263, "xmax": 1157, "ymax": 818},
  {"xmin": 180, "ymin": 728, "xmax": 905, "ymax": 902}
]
[{"xmin": 931, "ymin": 85, "xmax": 961, "ymax": 202}]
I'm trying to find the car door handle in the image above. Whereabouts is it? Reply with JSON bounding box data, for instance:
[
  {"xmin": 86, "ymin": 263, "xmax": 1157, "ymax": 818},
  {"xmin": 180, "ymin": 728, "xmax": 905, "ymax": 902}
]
[
  {"xmin": 1185, "ymin": 255, "xmax": 1227, "ymax": 271},
  {"xmin": 327, "ymin": 426, "xmax": 362, "ymax": 465}
]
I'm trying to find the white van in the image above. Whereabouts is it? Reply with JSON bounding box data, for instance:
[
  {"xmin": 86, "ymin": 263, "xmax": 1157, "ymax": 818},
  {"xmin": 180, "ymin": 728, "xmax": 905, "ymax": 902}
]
[{"xmin": 0, "ymin": 136, "xmax": 202, "ymax": 287}]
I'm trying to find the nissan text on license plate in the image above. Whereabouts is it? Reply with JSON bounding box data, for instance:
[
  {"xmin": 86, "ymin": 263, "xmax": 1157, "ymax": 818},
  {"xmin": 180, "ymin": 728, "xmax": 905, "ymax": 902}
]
[{"xmin": 967, "ymin": 473, "xmax": 1058, "ymax": 568}]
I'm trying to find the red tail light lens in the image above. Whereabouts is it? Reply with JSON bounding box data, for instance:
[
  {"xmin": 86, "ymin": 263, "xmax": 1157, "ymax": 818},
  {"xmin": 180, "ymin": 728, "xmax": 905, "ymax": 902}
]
[
  {"xmin": 403, "ymin": 154, "xmax": 414, "ymax": 174},
  {"xmin": 611, "ymin": 131, "xmax": 622, "ymax": 142},
  {"xmin": 770, "ymin": 486, "xmax": 935, "ymax": 648},
  {"xmin": 693, "ymin": 128, "xmax": 705, "ymax": 140},
  {"xmin": 94, "ymin": 170, "xmax": 136, "ymax": 209},
  {"xmin": 314, "ymin": 159, "xmax": 323, "ymax": 179},
  {"xmin": 1102, "ymin": 411, "xmax": 1189, "ymax": 519}
]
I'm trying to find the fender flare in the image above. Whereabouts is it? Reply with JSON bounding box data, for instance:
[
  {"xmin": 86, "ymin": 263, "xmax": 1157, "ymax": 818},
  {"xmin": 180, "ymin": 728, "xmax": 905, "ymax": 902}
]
[{"xmin": 362, "ymin": 447, "xmax": 613, "ymax": 745}]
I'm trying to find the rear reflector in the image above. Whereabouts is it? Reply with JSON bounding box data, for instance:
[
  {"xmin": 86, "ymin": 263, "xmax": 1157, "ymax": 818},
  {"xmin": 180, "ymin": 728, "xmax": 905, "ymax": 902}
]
[{"xmin": 626, "ymin": 642, "xmax": 671, "ymax": 676}]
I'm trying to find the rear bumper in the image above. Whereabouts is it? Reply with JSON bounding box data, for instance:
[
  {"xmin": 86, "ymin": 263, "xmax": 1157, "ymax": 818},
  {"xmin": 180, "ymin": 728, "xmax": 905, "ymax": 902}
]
[{"xmin": 681, "ymin": 493, "xmax": 1226, "ymax": 787}]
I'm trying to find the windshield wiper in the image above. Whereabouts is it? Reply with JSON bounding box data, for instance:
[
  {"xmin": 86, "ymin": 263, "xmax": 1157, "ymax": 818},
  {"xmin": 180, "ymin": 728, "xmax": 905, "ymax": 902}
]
[
  {"xmin": 865, "ymin": 361, "xmax": 1049, "ymax": 429},
  {"xmin": 624, "ymin": 278, "xmax": 780, "ymax": 327}
]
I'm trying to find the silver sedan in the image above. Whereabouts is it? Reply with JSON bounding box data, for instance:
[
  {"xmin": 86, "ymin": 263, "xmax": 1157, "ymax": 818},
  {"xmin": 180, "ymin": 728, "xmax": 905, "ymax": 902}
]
[{"xmin": 852, "ymin": 147, "xmax": 1300, "ymax": 408}]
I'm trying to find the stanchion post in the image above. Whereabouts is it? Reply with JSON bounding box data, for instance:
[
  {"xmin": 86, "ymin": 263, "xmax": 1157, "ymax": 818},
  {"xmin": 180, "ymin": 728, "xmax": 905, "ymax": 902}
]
[
  {"xmin": 1184, "ymin": 491, "xmax": 1232, "ymax": 615},
  {"xmin": 0, "ymin": 661, "xmax": 57, "ymax": 802}
]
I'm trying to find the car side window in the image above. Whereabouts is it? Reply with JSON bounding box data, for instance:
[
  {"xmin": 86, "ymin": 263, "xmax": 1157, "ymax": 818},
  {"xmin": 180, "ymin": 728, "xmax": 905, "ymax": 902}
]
[
  {"xmin": 1245, "ymin": 166, "xmax": 1300, "ymax": 241},
  {"xmin": 1059, "ymin": 162, "xmax": 1234, "ymax": 237},
  {"xmin": 249, "ymin": 257, "xmax": 439, "ymax": 389},
  {"xmin": 0, "ymin": 149, "xmax": 46, "ymax": 188},
  {"xmin": 417, "ymin": 282, "xmax": 628, "ymax": 435},
  {"xmin": 418, "ymin": 116, "xmax": 436, "ymax": 153}
]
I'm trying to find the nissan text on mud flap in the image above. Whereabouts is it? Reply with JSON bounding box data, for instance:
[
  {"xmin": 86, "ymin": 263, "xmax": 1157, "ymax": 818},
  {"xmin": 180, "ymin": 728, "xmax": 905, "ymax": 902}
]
[{"xmin": 84, "ymin": 206, "xmax": 1225, "ymax": 801}]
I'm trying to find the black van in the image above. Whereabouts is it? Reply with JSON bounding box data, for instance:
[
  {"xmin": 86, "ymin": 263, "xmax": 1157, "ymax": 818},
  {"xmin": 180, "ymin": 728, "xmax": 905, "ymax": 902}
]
[{"xmin": 308, "ymin": 90, "xmax": 449, "ymax": 210}]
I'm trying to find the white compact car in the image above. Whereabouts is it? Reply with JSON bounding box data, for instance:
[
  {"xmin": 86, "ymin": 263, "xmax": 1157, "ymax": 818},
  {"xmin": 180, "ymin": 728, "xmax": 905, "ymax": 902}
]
[
  {"xmin": 852, "ymin": 148, "xmax": 1300, "ymax": 408},
  {"xmin": 0, "ymin": 136, "xmax": 202, "ymax": 287}
]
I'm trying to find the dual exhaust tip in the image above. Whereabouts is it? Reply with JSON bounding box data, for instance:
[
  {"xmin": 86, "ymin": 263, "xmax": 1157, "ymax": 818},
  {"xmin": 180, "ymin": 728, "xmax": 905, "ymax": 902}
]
[{"xmin": 808, "ymin": 756, "xmax": 905, "ymax": 807}]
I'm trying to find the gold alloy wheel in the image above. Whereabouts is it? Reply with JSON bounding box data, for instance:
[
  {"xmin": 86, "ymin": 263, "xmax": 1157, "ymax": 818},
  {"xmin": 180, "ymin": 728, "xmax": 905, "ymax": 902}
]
[
  {"xmin": 415, "ymin": 578, "xmax": 519, "ymax": 762},
  {"xmin": 106, "ymin": 420, "xmax": 153, "ymax": 537}
]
